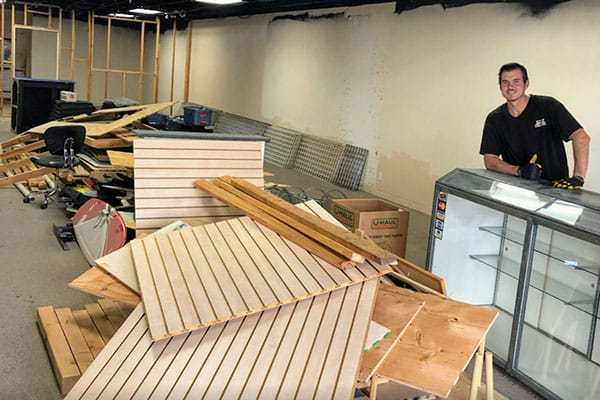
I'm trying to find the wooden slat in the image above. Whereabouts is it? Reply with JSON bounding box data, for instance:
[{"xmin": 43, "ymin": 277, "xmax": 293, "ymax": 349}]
[
  {"xmin": 1, "ymin": 132, "xmax": 36, "ymax": 149},
  {"xmin": 72, "ymin": 310, "xmax": 106, "ymax": 358},
  {"xmin": 195, "ymin": 179, "xmax": 352, "ymax": 269},
  {"xmin": 223, "ymin": 176, "xmax": 397, "ymax": 265},
  {"xmin": 27, "ymin": 102, "xmax": 174, "ymax": 137},
  {"xmin": 37, "ymin": 306, "xmax": 81, "ymax": 395},
  {"xmin": 0, "ymin": 167, "xmax": 54, "ymax": 186},
  {"xmin": 97, "ymin": 298, "xmax": 129, "ymax": 329},
  {"xmin": 106, "ymin": 150, "xmax": 133, "ymax": 168},
  {"xmin": 54, "ymin": 308, "xmax": 95, "ymax": 374},
  {"xmin": 68, "ymin": 266, "xmax": 141, "ymax": 305},
  {"xmin": 373, "ymin": 285, "xmax": 498, "ymax": 398},
  {"xmin": 0, "ymin": 140, "xmax": 45, "ymax": 160},
  {"xmin": 392, "ymin": 258, "xmax": 447, "ymax": 296},
  {"xmin": 0, "ymin": 153, "xmax": 49, "ymax": 173},
  {"xmin": 84, "ymin": 303, "xmax": 117, "ymax": 343},
  {"xmin": 65, "ymin": 281, "xmax": 377, "ymax": 400},
  {"xmin": 358, "ymin": 284, "xmax": 425, "ymax": 383}
]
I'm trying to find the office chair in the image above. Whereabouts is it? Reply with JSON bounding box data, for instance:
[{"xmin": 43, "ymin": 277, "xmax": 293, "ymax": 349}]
[{"xmin": 23, "ymin": 125, "xmax": 86, "ymax": 209}]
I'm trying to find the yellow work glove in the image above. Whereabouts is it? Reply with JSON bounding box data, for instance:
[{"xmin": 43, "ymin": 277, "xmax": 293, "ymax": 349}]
[
  {"xmin": 517, "ymin": 154, "xmax": 542, "ymax": 180},
  {"xmin": 552, "ymin": 176, "xmax": 584, "ymax": 190}
]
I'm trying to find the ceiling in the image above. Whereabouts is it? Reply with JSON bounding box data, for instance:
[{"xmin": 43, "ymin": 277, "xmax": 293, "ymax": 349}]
[{"xmin": 30, "ymin": 0, "xmax": 571, "ymax": 28}]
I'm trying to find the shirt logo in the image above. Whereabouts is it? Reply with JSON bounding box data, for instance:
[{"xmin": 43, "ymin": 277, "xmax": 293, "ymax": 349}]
[{"xmin": 534, "ymin": 118, "xmax": 547, "ymax": 128}]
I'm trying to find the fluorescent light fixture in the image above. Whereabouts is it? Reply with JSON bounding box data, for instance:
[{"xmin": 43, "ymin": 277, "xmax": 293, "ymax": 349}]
[
  {"xmin": 129, "ymin": 8, "xmax": 163, "ymax": 15},
  {"xmin": 195, "ymin": 0, "xmax": 243, "ymax": 4},
  {"xmin": 108, "ymin": 13, "xmax": 135, "ymax": 18}
]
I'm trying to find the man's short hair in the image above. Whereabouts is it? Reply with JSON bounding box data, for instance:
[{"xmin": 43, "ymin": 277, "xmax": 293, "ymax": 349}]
[{"xmin": 498, "ymin": 62, "xmax": 529, "ymax": 84}]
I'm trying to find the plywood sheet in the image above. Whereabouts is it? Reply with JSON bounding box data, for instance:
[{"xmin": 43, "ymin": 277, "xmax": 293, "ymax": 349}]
[
  {"xmin": 358, "ymin": 285, "xmax": 425, "ymax": 383},
  {"xmin": 26, "ymin": 102, "xmax": 173, "ymax": 137},
  {"xmin": 132, "ymin": 210, "xmax": 390, "ymax": 339},
  {"xmin": 133, "ymin": 138, "xmax": 264, "ymax": 233},
  {"xmin": 374, "ymin": 285, "xmax": 498, "ymax": 398},
  {"xmin": 65, "ymin": 279, "xmax": 378, "ymax": 400}
]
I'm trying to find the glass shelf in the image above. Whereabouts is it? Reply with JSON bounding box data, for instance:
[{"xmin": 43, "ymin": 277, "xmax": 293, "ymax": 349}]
[
  {"xmin": 470, "ymin": 254, "xmax": 596, "ymax": 316},
  {"xmin": 479, "ymin": 226, "xmax": 600, "ymax": 274}
]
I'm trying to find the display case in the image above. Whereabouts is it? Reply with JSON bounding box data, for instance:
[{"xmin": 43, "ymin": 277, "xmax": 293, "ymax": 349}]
[{"xmin": 426, "ymin": 168, "xmax": 600, "ymax": 400}]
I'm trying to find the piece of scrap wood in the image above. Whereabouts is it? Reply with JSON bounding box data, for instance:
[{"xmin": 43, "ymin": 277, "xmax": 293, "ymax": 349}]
[
  {"xmin": 0, "ymin": 140, "xmax": 45, "ymax": 160},
  {"xmin": 196, "ymin": 179, "xmax": 354, "ymax": 269},
  {"xmin": 222, "ymin": 176, "xmax": 397, "ymax": 265},
  {"xmin": 393, "ymin": 258, "xmax": 447, "ymax": 296},
  {"xmin": 84, "ymin": 303, "xmax": 117, "ymax": 344},
  {"xmin": 1, "ymin": 132, "xmax": 37, "ymax": 149},
  {"xmin": 54, "ymin": 308, "xmax": 95, "ymax": 375},
  {"xmin": 107, "ymin": 150, "xmax": 133, "ymax": 168},
  {"xmin": 372, "ymin": 285, "xmax": 498, "ymax": 398},
  {"xmin": 37, "ymin": 306, "xmax": 81, "ymax": 395},
  {"xmin": 26, "ymin": 102, "xmax": 173, "ymax": 137},
  {"xmin": 68, "ymin": 266, "xmax": 141, "ymax": 305},
  {"xmin": 71, "ymin": 310, "xmax": 106, "ymax": 358},
  {"xmin": 358, "ymin": 284, "xmax": 425, "ymax": 383},
  {"xmin": 0, "ymin": 153, "xmax": 48, "ymax": 173},
  {"xmin": 0, "ymin": 167, "xmax": 54, "ymax": 187}
]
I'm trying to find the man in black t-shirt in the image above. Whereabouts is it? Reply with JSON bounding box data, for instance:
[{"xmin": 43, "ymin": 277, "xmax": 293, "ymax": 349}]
[{"xmin": 480, "ymin": 62, "xmax": 590, "ymax": 189}]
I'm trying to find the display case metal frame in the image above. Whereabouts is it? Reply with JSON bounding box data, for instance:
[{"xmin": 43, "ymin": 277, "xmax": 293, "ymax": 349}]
[{"xmin": 425, "ymin": 168, "xmax": 600, "ymax": 400}]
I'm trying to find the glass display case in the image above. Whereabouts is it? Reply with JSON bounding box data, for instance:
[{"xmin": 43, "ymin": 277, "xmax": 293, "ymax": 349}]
[{"xmin": 426, "ymin": 168, "xmax": 600, "ymax": 400}]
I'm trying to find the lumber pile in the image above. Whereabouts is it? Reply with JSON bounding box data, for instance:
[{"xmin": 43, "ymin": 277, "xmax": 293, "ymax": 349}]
[
  {"xmin": 37, "ymin": 299, "xmax": 135, "ymax": 395},
  {"xmin": 1, "ymin": 103, "xmax": 172, "ymax": 196}
]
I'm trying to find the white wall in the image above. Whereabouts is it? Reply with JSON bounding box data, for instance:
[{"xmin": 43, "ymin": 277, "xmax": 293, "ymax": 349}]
[{"xmin": 173, "ymin": 0, "xmax": 599, "ymax": 214}]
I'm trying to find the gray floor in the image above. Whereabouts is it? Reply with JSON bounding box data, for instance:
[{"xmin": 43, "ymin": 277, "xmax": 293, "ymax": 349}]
[{"xmin": 0, "ymin": 121, "xmax": 541, "ymax": 399}]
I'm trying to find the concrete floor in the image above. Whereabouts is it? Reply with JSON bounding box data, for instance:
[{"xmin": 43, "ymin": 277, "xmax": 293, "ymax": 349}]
[{"xmin": 0, "ymin": 121, "xmax": 542, "ymax": 399}]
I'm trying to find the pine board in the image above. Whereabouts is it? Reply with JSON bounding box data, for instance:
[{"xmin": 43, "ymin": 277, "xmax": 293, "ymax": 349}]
[
  {"xmin": 373, "ymin": 286, "xmax": 498, "ymax": 398},
  {"xmin": 65, "ymin": 279, "xmax": 378, "ymax": 400},
  {"xmin": 133, "ymin": 138, "xmax": 264, "ymax": 232}
]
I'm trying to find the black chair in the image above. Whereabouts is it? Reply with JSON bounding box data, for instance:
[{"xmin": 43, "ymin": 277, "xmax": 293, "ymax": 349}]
[{"xmin": 24, "ymin": 125, "xmax": 86, "ymax": 209}]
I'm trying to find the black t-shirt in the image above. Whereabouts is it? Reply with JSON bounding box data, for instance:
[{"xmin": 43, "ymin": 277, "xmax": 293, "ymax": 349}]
[{"xmin": 480, "ymin": 95, "xmax": 582, "ymax": 181}]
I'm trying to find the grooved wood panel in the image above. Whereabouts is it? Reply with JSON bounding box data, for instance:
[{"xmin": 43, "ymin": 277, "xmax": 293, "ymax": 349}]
[
  {"xmin": 133, "ymin": 138, "xmax": 264, "ymax": 233},
  {"xmin": 373, "ymin": 286, "xmax": 498, "ymax": 398},
  {"xmin": 65, "ymin": 279, "xmax": 378, "ymax": 400},
  {"xmin": 131, "ymin": 212, "xmax": 390, "ymax": 340}
]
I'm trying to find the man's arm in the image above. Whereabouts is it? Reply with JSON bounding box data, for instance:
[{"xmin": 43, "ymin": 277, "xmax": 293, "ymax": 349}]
[
  {"xmin": 483, "ymin": 153, "xmax": 520, "ymax": 177},
  {"xmin": 570, "ymin": 128, "xmax": 590, "ymax": 179}
]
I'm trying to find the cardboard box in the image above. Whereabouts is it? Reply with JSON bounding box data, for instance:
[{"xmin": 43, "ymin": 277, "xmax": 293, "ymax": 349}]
[{"xmin": 330, "ymin": 198, "xmax": 409, "ymax": 258}]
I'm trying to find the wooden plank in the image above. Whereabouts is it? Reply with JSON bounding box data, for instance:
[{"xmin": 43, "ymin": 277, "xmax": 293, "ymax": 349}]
[
  {"xmin": 84, "ymin": 135, "xmax": 132, "ymax": 149},
  {"xmin": 27, "ymin": 102, "xmax": 174, "ymax": 137},
  {"xmin": 106, "ymin": 150, "xmax": 133, "ymax": 168},
  {"xmin": 68, "ymin": 266, "xmax": 141, "ymax": 305},
  {"xmin": 358, "ymin": 284, "xmax": 425, "ymax": 383},
  {"xmin": 0, "ymin": 140, "xmax": 45, "ymax": 160},
  {"xmin": 84, "ymin": 303, "xmax": 117, "ymax": 343},
  {"xmin": 71, "ymin": 310, "xmax": 106, "ymax": 358},
  {"xmin": 0, "ymin": 153, "xmax": 49, "ymax": 173},
  {"xmin": 97, "ymin": 298, "xmax": 129, "ymax": 329},
  {"xmin": 195, "ymin": 179, "xmax": 353, "ymax": 269},
  {"xmin": 224, "ymin": 176, "xmax": 397, "ymax": 265},
  {"xmin": 213, "ymin": 178, "xmax": 366, "ymax": 264},
  {"xmin": 37, "ymin": 306, "xmax": 81, "ymax": 395},
  {"xmin": 373, "ymin": 285, "xmax": 498, "ymax": 398},
  {"xmin": 54, "ymin": 308, "xmax": 95, "ymax": 374},
  {"xmin": 1, "ymin": 132, "xmax": 37, "ymax": 149},
  {"xmin": 0, "ymin": 167, "xmax": 53, "ymax": 187},
  {"xmin": 392, "ymin": 258, "xmax": 447, "ymax": 296}
]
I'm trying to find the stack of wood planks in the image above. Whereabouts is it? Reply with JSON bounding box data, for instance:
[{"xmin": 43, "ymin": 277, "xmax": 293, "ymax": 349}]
[{"xmin": 37, "ymin": 299, "xmax": 135, "ymax": 395}]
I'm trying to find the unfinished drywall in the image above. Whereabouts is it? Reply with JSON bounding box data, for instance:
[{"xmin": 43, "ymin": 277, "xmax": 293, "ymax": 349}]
[{"xmin": 177, "ymin": 0, "xmax": 599, "ymax": 214}]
